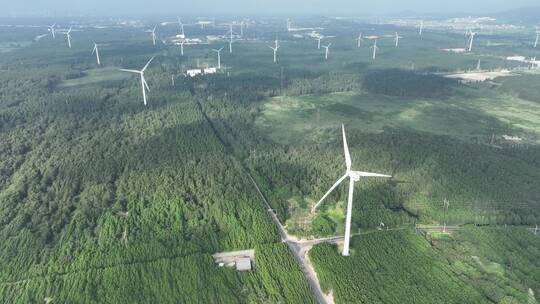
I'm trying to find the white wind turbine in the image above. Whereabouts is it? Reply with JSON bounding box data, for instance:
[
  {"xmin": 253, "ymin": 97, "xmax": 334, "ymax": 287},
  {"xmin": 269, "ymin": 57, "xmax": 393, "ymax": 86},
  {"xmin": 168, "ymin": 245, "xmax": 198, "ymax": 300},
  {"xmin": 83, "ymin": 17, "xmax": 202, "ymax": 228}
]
[
  {"xmin": 468, "ymin": 30, "xmax": 477, "ymax": 52},
  {"xmin": 64, "ymin": 26, "xmax": 73, "ymax": 48},
  {"xmin": 371, "ymin": 40, "xmax": 379, "ymax": 60},
  {"xmin": 179, "ymin": 40, "xmax": 186, "ymax": 56},
  {"xmin": 316, "ymin": 37, "xmax": 322, "ymax": 49},
  {"xmin": 178, "ymin": 18, "xmax": 186, "ymax": 38},
  {"xmin": 419, "ymin": 20, "xmax": 424, "ymax": 36},
  {"xmin": 212, "ymin": 47, "xmax": 224, "ymax": 69},
  {"xmin": 394, "ymin": 32, "xmax": 403, "ymax": 48},
  {"xmin": 312, "ymin": 125, "xmax": 391, "ymax": 256},
  {"xmin": 356, "ymin": 33, "xmax": 363, "ymax": 48},
  {"xmin": 534, "ymin": 32, "xmax": 539, "ymax": 48},
  {"xmin": 92, "ymin": 42, "xmax": 101, "ymax": 65},
  {"xmin": 148, "ymin": 26, "xmax": 157, "ymax": 46},
  {"xmin": 322, "ymin": 43, "xmax": 332, "ymax": 60},
  {"xmin": 119, "ymin": 56, "xmax": 155, "ymax": 106},
  {"xmin": 226, "ymin": 24, "xmax": 236, "ymax": 53},
  {"xmin": 48, "ymin": 23, "xmax": 56, "ymax": 39},
  {"xmin": 269, "ymin": 44, "xmax": 280, "ymax": 63}
]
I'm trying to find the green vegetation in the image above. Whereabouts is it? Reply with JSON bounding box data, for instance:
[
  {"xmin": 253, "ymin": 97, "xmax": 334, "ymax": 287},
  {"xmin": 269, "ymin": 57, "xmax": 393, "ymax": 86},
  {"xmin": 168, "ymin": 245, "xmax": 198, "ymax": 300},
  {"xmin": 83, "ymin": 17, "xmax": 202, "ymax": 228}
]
[{"xmin": 309, "ymin": 228, "xmax": 540, "ymax": 304}]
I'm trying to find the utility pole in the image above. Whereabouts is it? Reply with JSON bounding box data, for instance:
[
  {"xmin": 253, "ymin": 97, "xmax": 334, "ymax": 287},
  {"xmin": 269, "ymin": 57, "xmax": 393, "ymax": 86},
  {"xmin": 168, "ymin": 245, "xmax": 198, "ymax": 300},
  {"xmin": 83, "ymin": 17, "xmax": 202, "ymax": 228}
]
[
  {"xmin": 280, "ymin": 66, "xmax": 284, "ymax": 102},
  {"xmin": 443, "ymin": 198, "xmax": 450, "ymax": 233}
]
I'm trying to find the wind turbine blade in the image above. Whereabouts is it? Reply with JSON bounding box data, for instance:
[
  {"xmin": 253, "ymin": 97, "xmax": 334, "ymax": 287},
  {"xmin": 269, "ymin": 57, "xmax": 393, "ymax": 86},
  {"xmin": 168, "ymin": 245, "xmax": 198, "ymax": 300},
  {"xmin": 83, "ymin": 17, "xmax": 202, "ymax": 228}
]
[
  {"xmin": 119, "ymin": 69, "xmax": 141, "ymax": 74},
  {"xmin": 142, "ymin": 56, "xmax": 155, "ymax": 72},
  {"xmin": 312, "ymin": 174, "xmax": 348, "ymax": 212},
  {"xmin": 342, "ymin": 124, "xmax": 352, "ymax": 171},
  {"xmin": 353, "ymin": 171, "xmax": 392, "ymax": 178},
  {"xmin": 143, "ymin": 77, "xmax": 150, "ymax": 92}
]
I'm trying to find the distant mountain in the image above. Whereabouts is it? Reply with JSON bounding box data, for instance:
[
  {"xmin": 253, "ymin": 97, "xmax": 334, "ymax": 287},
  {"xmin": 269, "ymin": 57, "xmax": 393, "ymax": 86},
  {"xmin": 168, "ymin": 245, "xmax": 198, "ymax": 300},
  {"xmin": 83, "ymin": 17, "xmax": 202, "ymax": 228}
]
[{"xmin": 495, "ymin": 6, "xmax": 540, "ymax": 25}]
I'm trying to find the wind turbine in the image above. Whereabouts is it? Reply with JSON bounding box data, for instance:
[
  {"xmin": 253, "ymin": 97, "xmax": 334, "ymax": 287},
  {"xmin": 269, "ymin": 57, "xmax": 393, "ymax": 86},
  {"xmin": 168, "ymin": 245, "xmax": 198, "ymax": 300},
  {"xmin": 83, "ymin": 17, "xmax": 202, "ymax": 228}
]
[
  {"xmin": 371, "ymin": 40, "xmax": 379, "ymax": 60},
  {"xmin": 476, "ymin": 59, "xmax": 481, "ymax": 71},
  {"xmin": 269, "ymin": 44, "xmax": 280, "ymax": 63},
  {"xmin": 534, "ymin": 32, "xmax": 539, "ymax": 48},
  {"xmin": 119, "ymin": 56, "xmax": 155, "ymax": 106},
  {"xmin": 419, "ymin": 20, "xmax": 424, "ymax": 36},
  {"xmin": 468, "ymin": 30, "xmax": 477, "ymax": 52},
  {"xmin": 179, "ymin": 40, "xmax": 186, "ymax": 56},
  {"xmin": 226, "ymin": 24, "xmax": 236, "ymax": 53},
  {"xmin": 240, "ymin": 21, "xmax": 245, "ymax": 36},
  {"xmin": 178, "ymin": 18, "xmax": 186, "ymax": 38},
  {"xmin": 48, "ymin": 23, "xmax": 56, "ymax": 39},
  {"xmin": 91, "ymin": 42, "xmax": 101, "ymax": 65},
  {"xmin": 312, "ymin": 125, "xmax": 391, "ymax": 256},
  {"xmin": 64, "ymin": 26, "xmax": 73, "ymax": 48},
  {"xmin": 322, "ymin": 43, "xmax": 332, "ymax": 60},
  {"xmin": 356, "ymin": 33, "xmax": 363, "ymax": 48},
  {"xmin": 394, "ymin": 32, "xmax": 403, "ymax": 48},
  {"xmin": 212, "ymin": 47, "xmax": 224, "ymax": 69},
  {"xmin": 315, "ymin": 37, "xmax": 323, "ymax": 49},
  {"xmin": 148, "ymin": 26, "xmax": 157, "ymax": 46}
]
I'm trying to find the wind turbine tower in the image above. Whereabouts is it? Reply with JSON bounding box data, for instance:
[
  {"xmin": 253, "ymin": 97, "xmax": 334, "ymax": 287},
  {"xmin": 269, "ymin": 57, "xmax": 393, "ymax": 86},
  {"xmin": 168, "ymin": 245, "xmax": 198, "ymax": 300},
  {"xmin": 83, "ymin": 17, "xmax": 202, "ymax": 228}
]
[
  {"xmin": 356, "ymin": 33, "xmax": 363, "ymax": 48},
  {"xmin": 92, "ymin": 42, "xmax": 101, "ymax": 65},
  {"xmin": 48, "ymin": 23, "xmax": 56, "ymax": 39},
  {"xmin": 394, "ymin": 32, "xmax": 403, "ymax": 48},
  {"xmin": 119, "ymin": 56, "xmax": 155, "ymax": 106},
  {"xmin": 179, "ymin": 40, "xmax": 186, "ymax": 56},
  {"xmin": 64, "ymin": 26, "xmax": 73, "ymax": 48},
  {"xmin": 419, "ymin": 20, "xmax": 424, "ymax": 36},
  {"xmin": 316, "ymin": 37, "xmax": 322, "ymax": 49},
  {"xmin": 371, "ymin": 40, "xmax": 379, "ymax": 60},
  {"xmin": 322, "ymin": 43, "xmax": 332, "ymax": 60},
  {"xmin": 535, "ymin": 32, "xmax": 539, "ymax": 48},
  {"xmin": 212, "ymin": 47, "xmax": 224, "ymax": 69},
  {"xmin": 269, "ymin": 44, "xmax": 280, "ymax": 63},
  {"xmin": 312, "ymin": 125, "xmax": 391, "ymax": 256},
  {"xmin": 150, "ymin": 26, "xmax": 157, "ymax": 46},
  {"xmin": 468, "ymin": 30, "xmax": 477, "ymax": 52}
]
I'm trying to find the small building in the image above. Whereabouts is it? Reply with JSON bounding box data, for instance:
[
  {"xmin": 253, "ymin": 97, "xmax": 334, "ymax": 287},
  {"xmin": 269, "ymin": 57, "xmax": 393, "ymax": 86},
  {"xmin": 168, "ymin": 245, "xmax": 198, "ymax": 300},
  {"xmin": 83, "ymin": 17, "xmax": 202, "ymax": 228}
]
[
  {"xmin": 186, "ymin": 69, "xmax": 203, "ymax": 77},
  {"xmin": 203, "ymin": 67, "xmax": 217, "ymax": 75},
  {"xmin": 236, "ymin": 257, "xmax": 252, "ymax": 272}
]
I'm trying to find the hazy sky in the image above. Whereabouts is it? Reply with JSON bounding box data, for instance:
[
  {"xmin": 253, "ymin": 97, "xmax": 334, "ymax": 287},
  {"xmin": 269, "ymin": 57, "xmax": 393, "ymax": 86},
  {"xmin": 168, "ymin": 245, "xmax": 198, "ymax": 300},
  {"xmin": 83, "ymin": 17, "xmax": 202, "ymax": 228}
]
[{"xmin": 3, "ymin": 0, "xmax": 539, "ymax": 16}]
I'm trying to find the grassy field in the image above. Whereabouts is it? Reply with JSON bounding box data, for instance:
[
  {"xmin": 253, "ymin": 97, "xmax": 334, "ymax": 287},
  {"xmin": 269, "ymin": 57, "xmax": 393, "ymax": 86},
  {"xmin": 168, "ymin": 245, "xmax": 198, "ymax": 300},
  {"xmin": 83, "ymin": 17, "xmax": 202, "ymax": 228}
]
[
  {"xmin": 255, "ymin": 82, "xmax": 540, "ymax": 145},
  {"xmin": 58, "ymin": 67, "xmax": 131, "ymax": 88}
]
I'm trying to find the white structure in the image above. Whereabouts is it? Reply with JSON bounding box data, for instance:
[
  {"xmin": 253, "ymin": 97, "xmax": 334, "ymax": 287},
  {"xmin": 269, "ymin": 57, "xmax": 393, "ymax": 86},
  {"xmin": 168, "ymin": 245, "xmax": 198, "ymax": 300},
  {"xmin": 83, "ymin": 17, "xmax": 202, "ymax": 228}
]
[
  {"xmin": 322, "ymin": 43, "xmax": 332, "ymax": 60},
  {"xmin": 148, "ymin": 26, "xmax": 157, "ymax": 46},
  {"xmin": 313, "ymin": 125, "xmax": 391, "ymax": 256},
  {"xmin": 204, "ymin": 67, "xmax": 217, "ymax": 74},
  {"xmin": 371, "ymin": 40, "xmax": 379, "ymax": 60},
  {"xmin": 92, "ymin": 42, "xmax": 101, "ymax": 65},
  {"xmin": 316, "ymin": 37, "xmax": 322, "ymax": 49},
  {"xmin": 394, "ymin": 32, "xmax": 403, "ymax": 48},
  {"xmin": 419, "ymin": 20, "xmax": 424, "ymax": 36},
  {"xmin": 212, "ymin": 47, "xmax": 224, "ymax": 69},
  {"xmin": 179, "ymin": 40, "xmax": 185, "ymax": 56},
  {"xmin": 186, "ymin": 69, "xmax": 203, "ymax": 77},
  {"xmin": 356, "ymin": 33, "xmax": 363, "ymax": 48},
  {"xmin": 119, "ymin": 56, "xmax": 155, "ymax": 106},
  {"xmin": 269, "ymin": 44, "xmax": 279, "ymax": 63},
  {"xmin": 64, "ymin": 26, "xmax": 73, "ymax": 48},
  {"xmin": 236, "ymin": 257, "xmax": 252, "ymax": 271},
  {"xmin": 468, "ymin": 30, "xmax": 477, "ymax": 52},
  {"xmin": 535, "ymin": 32, "xmax": 539, "ymax": 48},
  {"xmin": 48, "ymin": 23, "xmax": 56, "ymax": 39}
]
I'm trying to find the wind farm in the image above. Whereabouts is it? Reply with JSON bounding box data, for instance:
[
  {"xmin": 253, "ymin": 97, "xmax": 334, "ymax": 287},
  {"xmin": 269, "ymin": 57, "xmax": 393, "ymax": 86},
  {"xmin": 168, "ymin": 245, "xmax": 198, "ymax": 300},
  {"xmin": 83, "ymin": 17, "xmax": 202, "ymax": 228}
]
[{"xmin": 0, "ymin": 3, "xmax": 539, "ymax": 304}]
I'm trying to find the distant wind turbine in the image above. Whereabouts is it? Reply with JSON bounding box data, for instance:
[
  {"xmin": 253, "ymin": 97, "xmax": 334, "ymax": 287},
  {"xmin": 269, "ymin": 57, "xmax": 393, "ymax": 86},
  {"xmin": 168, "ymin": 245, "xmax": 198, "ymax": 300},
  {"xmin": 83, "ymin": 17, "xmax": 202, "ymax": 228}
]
[
  {"xmin": 356, "ymin": 33, "xmax": 363, "ymax": 48},
  {"xmin": 419, "ymin": 20, "xmax": 424, "ymax": 36},
  {"xmin": 468, "ymin": 30, "xmax": 477, "ymax": 52},
  {"xmin": 269, "ymin": 44, "xmax": 280, "ymax": 63},
  {"xmin": 212, "ymin": 47, "xmax": 224, "ymax": 69},
  {"xmin": 179, "ymin": 40, "xmax": 186, "ymax": 56},
  {"xmin": 394, "ymin": 32, "xmax": 403, "ymax": 48},
  {"xmin": 316, "ymin": 37, "xmax": 322, "ymax": 49},
  {"xmin": 148, "ymin": 26, "xmax": 157, "ymax": 46},
  {"xmin": 371, "ymin": 40, "xmax": 379, "ymax": 60},
  {"xmin": 64, "ymin": 26, "xmax": 73, "ymax": 48},
  {"xmin": 91, "ymin": 42, "xmax": 101, "ymax": 65},
  {"xmin": 48, "ymin": 23, "xmax": 56, "ymax": 39},
  {"xmin": 322, "ymin": 43, "xmax": 332, "ymax": 60},
  {"xmin": 119, "ymin": 56, "xmax": 155, "ymax": 106},
  {"xmin": 312, "ymin": 125, "xmax": 391, "ymax": 256},
  {"xmin": 178, "ymin": 18, "xmax": 186, "ymax": 38},
  {"xmin": 534, "ymin": 32, "xmax": 539, "ymax": 48}
]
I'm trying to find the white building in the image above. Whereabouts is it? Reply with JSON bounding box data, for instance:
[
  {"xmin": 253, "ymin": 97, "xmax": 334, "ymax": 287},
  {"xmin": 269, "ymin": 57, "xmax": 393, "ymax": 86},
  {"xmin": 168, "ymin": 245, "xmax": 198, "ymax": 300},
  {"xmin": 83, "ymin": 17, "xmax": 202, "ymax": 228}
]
[{"xmin": 236, "ymin": 257, "xmax": 252, "ymax": 271}]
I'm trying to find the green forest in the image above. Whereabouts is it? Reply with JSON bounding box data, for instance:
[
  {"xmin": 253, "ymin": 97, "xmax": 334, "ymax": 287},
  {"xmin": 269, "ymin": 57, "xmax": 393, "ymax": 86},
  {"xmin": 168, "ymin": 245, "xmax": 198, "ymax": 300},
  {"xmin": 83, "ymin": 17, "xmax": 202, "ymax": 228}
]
[{"xmin": 1, "ymin": 17, "xmax": 540, "ymax": 303}]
